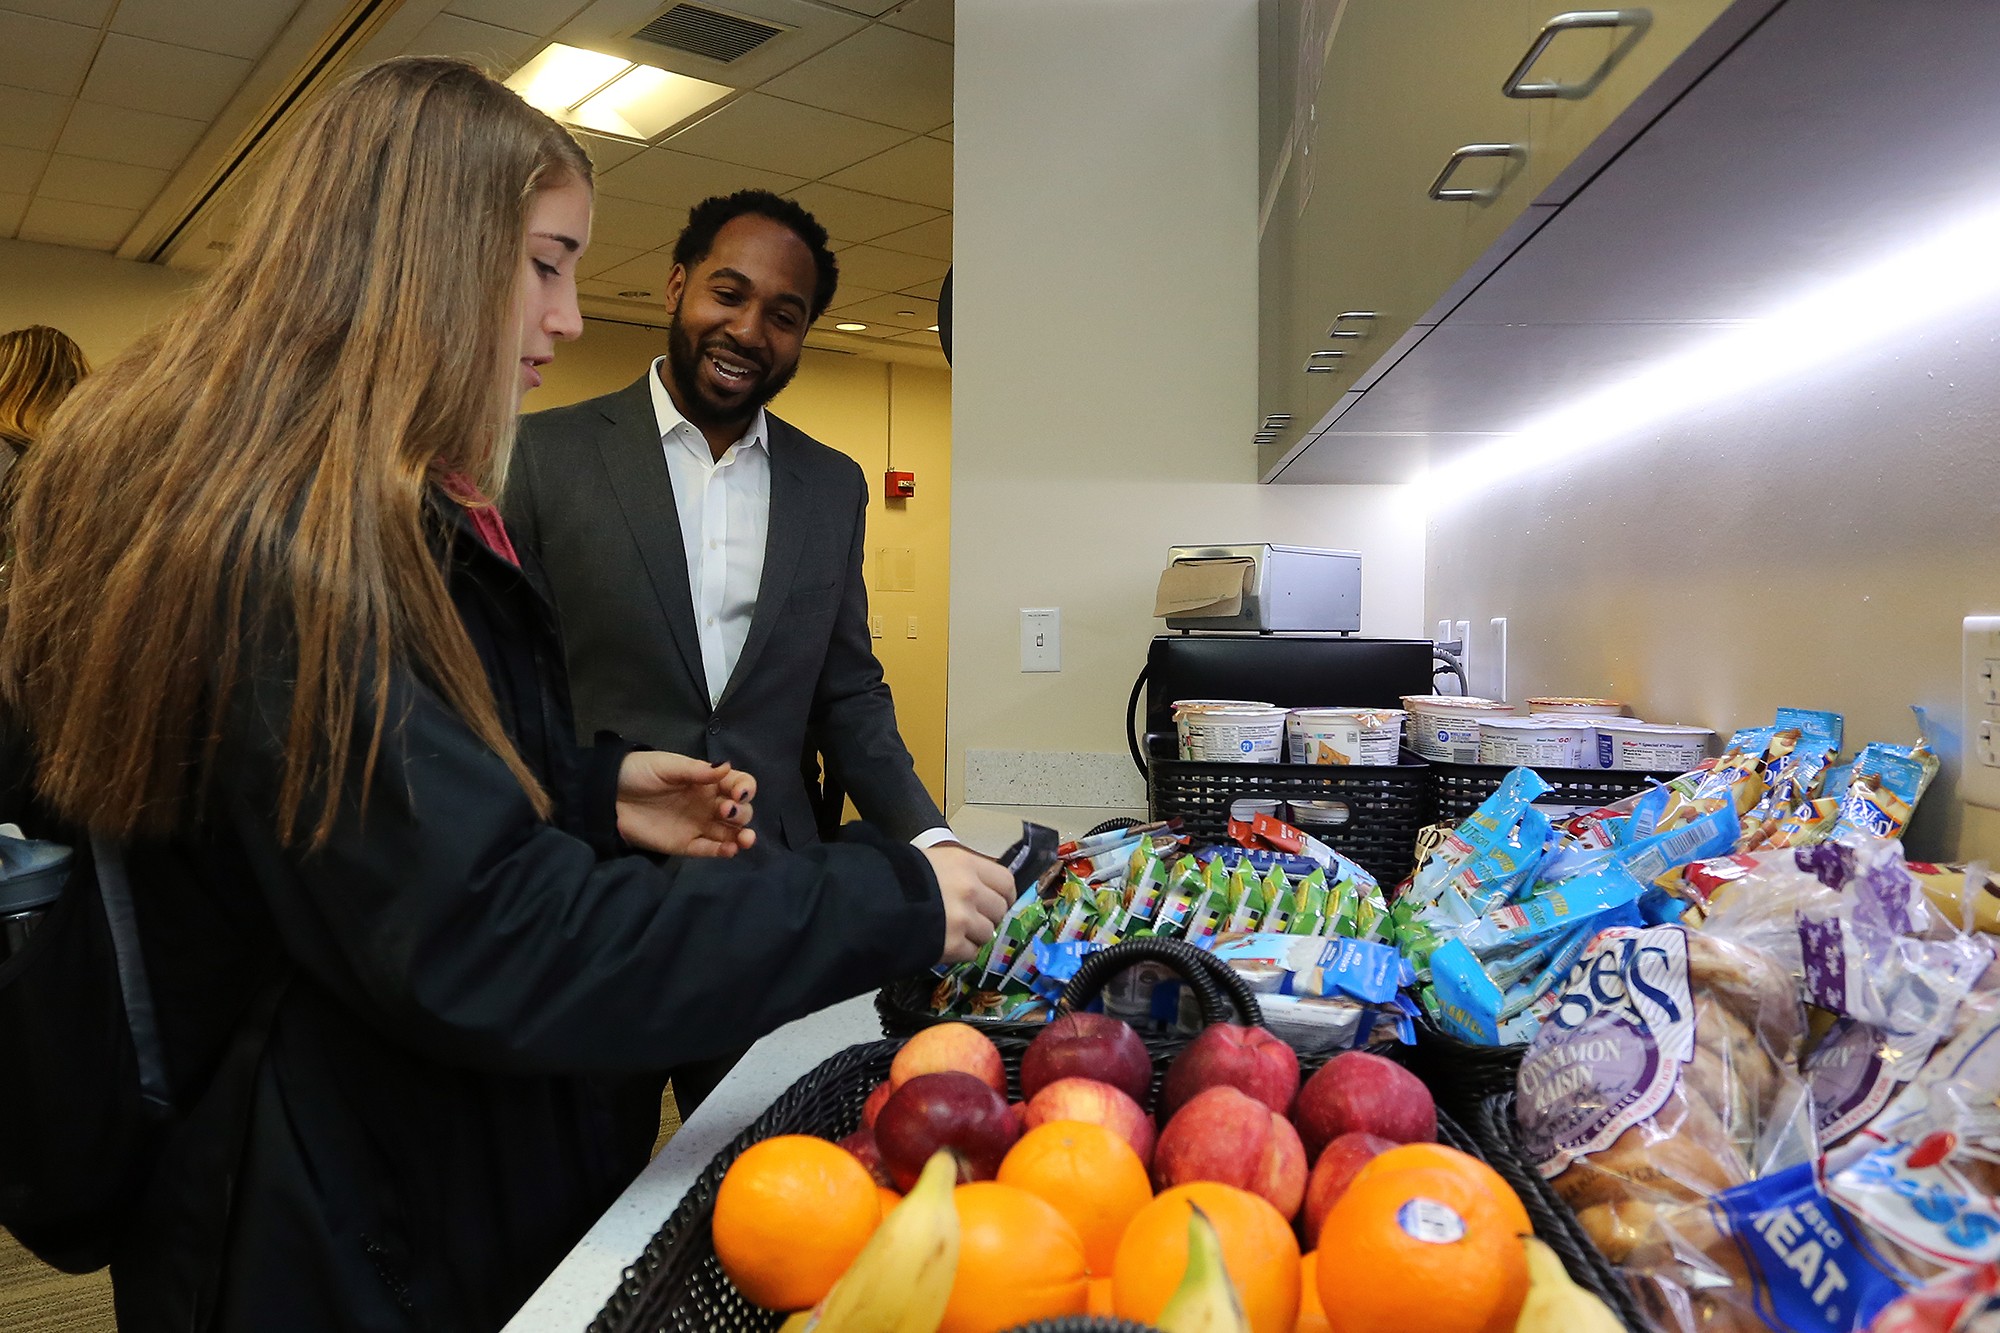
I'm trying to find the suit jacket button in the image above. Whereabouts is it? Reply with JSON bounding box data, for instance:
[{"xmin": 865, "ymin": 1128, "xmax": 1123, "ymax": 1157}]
[{"xmin": 707, "ymin": 719, "xmax": 720, "ymax": 735}]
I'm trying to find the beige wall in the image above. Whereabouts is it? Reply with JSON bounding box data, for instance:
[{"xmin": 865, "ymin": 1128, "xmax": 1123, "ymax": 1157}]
[
  {"xmin": 1424, "ymin": 300, "xmax": 2000, "ymax": 862},
  {"xmin": 0, "ymin": 237, "xmax": 196, "ymax": 362},
  {"xmin": 950, "ymin": 0, "xmax": 1428, "ymax": 811},
  {"xmin": 527, "ymin": 318, "xmax": 953, "ymax": 801}
]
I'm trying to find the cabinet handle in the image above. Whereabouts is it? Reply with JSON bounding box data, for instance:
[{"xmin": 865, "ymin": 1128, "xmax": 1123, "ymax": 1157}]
[
  {"xmin": 1304, "ymin": 350, "xmax": 1347, "ymax": 373},
  {"xmin": 1262, "ymin": 414, "xmax": 1293, "ymax": 429},
  {"xmin": 1503, "ymin": 10, "xmax": 1652, "ymax": 99},
  {"xmin": 1427, "ymin": 144, "xmax": 1523, "ymax": 201},
  {"xmin": 1326, "ymin": 312, "xmax": 1377, "ymax": 338}
]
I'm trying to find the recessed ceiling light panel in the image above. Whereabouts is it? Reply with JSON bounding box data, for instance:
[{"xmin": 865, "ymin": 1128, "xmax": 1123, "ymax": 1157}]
[
  {"xmin": 506, "ymin": 42, "xmax": 731, "ymax": 143},
  {"xmin": 835, "ymin": 322, "xmax": 868, "ymax": 331}
]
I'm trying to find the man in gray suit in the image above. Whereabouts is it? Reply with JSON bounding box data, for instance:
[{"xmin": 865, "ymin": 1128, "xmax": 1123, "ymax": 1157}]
[{"xmin": 505, "ymin": 194, "xmax": 954, "ymax": 1108}]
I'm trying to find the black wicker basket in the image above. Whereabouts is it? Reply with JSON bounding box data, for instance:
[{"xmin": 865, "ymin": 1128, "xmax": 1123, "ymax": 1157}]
[
  {"xmin": 590, "ymin": 947, "xmax": 1580, "ymax": 1333},
  {"xmin": 1428, "ymin": 762, "xmax": 1680, "ymax": 828},
  {"xmin": 1400, "ymin": 1017, "xmax": 1528, "ymax": 1121},
  {"xmin": 1146, "ymin": 756, "xmax": 1431, "ymax": 889},
  {"xmin": 1472, "ymin": 1093, "xmax": 1651, "ymax": 1332},
  {"xmin": 875, "ymin": 936, "xmax": 1263, "ymax": 1042}
]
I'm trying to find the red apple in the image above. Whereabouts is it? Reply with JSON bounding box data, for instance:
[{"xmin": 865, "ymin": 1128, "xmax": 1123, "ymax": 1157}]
[
  {"xmin": 1292, "ymin": 1051, "xmax": 1436, "ymax": 1162},
  {"xmin": 1301, "ymin": 1132, "xmax": 1395, "ymax": 1246},
  {"xmin": 1020, "ymin": 1012, "xmax": 1153, "ymax": 1105},
  {"xmin": 890, "ymin": 1022, "xmax": 1007, "ymax": 1096},
  {"xmin": 1155, "ymin": 1085, "xmax": 1308, "ymax": 1219},
  {"xmin": 1023, "ymin": 1077, "xmax": 1157, "ymax": 1167},
  {"xmin": 860, "ymin": 1080, "xmax": 894, "ymax": 1131},
  {"xmin": 838, "ymin": 1127, "xmax": 896, "ymax": 1189},
  {"xmin": 1012, "ymin": 1102, "xmax": 1030, "ymax": 1133},
  {"xmin": 1159, "ymin": 1023, "xmax": 1301, "ymax": 1121},
  {"xmin": 874, "ymin": 1071, "xmax": 1021, "ymax": 1190}
]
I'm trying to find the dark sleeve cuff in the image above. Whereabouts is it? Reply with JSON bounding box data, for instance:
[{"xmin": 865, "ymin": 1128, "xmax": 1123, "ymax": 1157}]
[
  {"xmin": 838, "ymin": 821, "xmax": 945, "ymax": 971},
  {"xmin": 576, "ymin": 730, "xmax": 641, "ymax": 857}
]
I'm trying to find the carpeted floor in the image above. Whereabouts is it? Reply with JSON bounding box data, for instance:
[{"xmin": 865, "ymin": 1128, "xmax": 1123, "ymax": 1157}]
[{"xmin": 0, "ymin": 1088, "xmax": 682, "ymax": 1331}]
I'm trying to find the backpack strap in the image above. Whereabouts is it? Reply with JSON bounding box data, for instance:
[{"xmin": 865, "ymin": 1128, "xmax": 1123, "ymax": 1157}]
[{"xmin": 88, "ymin": 833, "xmax": 173, "ymax": 1118}]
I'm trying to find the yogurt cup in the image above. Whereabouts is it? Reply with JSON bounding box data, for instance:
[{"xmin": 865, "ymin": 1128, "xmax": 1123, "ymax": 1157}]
[
  {"xmin": 1527, "ymin": 697, "xmax": 1630, "ymax": 718},
  {"xmin": 1286, "ymin": 707, "xmax": 1405, "ymax": 766},
  {"xmin": 1175, "ymin": 702, "xmax": 1288, "ymax": 763},
  {"xmin": 1401, "ymin": 696, "xmax": 1515, "ymax": 764},
  {"xmin": 1595, "ymin": 719, "xmax": 1715, "ymax": 772},
  {"xmin": 1478, "ymin": 716, "xmax": 1598, "ymax": 769}
]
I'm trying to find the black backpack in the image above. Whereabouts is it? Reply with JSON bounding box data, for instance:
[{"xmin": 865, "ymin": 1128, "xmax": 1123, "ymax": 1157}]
[{"xmin": 0, "ymin": 823, "xmax": 175, "ymax": 1273}]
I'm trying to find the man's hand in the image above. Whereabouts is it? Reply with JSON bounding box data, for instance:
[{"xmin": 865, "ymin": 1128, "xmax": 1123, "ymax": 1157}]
[
  {"xmin": 926, "ymin": 844, "xmax": 1016, "ymax": 965},
  {"xmin": 615, "ymin": 753, "xmax": 756, "ymax": 858}
]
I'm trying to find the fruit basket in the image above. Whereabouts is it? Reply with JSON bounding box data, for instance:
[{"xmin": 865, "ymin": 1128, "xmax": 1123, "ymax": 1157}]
[
  {"xmin": 1401, "ymin": 1017, "xmax": 1528, "ymax": 1120},
  {"xmin": 875, "ymin": 936, "xmax": 1262, "ymax": 1044},
  {"xmin": 1471, "ymin": 1092, "xmax": 1649, "ymax": 1332},
  {"xmin": 588, "ymin": 946, "xmax": 1616, "ymax": 1333}
]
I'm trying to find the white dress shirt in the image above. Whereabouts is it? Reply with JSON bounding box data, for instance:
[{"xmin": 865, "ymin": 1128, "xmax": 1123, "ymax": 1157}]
[{"xmin": 647, "ymin": 360, "xmax": 955, "ymax": 848}]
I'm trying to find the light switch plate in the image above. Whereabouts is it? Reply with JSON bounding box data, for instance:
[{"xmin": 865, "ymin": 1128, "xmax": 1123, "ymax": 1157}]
[
  {"xmin": 1021, "ymin": 608, "xmax": 1060, "ymax": 672},
  {"xmin": 1963, "ymin": 616, "xmax": 2000, "ymax": 809}
]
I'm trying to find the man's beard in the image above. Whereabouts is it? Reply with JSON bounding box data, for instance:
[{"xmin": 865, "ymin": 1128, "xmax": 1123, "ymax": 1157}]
[{"xmin": 665, "ymin": 303, "xmax": 798, "ymax": 430}]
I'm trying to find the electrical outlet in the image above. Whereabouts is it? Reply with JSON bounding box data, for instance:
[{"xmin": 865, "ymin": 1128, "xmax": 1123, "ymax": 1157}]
[
  {"xmin": 1453, "ymin": 619, "xmax": 1472, "ymax": 685},
  {"xmin": 1963, "ymin": 616, "xmax": 2000, "ymax": 809},
  {"xmin": 1021, "ymin": 608, "xmax": 1060, "ymax": 672}
]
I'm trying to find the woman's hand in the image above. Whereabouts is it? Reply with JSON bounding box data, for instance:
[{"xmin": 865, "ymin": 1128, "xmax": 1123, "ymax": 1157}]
[{"xmin": 615, "ymin": 753, "xmax": 756, "ymax": 858}]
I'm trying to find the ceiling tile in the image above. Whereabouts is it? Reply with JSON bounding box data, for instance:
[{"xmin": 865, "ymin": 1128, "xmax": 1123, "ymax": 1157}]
[
  {"xmin": 816, "ymin": 284, "xmax": 883, "ymax": 312},
  {"xmin": 887, "ymin": 328, "xmax": 944, "ymax": 349},
  {"xmin": 445, "ymin": 0, "xmax": 581, "ymax": 38},
  {"xmin": 577, "ymin": 241, "xmax": 646, "ymax": 278},
  {"xmin": 898, "ymin": 274, "xmax": 943, "ymax": 301},
  {"xmin": 0, "ymin": 191, "xmax": 26, "ymax": 238},
  {"xmin": 0, "ymin": 145, "xmax": 49, "ymax": 192},
  {"xmin": 820, "ymin": 0, "xmax": 902, "ymax": 14},
  {"xmin": 56, "ymin": 101, "xmax": 206, "ymax": 171},
  {"xmin": 883, "ymin": 0, "xmax": 952, "ymax": 43},
  {"xmin": 929, "ymin": 123, "xmax": 951, "ymax": 142},
  {"xmin": 0, "ymin": 85, "xmax": 69, "ymax": 152},
  {"xmin": 832, "ymin": 243, "xmax": 946, "ymax": 294},
  {"xmin": 17, "ymin": 196, "xmax": 138, "ymax": 251},
  {"xmin": 589, "ymin": 193, "xmax": 684, "ymax": 250},
  {"xmin": 571, "ymin": 130, "xmax": 644, "ymax": 173},
  {"xmin": 80, "ymin": 34, "xmax": 253, "ymax": 121},
  {"xmin": 788, "ymin": 181, "xmax": 939, "ymax": 244},
  {"xmin": 593, "ymin": 251, "xmax": 674, "ymax": 293},
  {"xmin": 597, "ymin": 145, "xmax": 803, "ymax": 211},
  {"xmin": 111, "ymin": 0, "xmax": 300, "ymax": 61},
  {"xmin": 760, "ymin": 26, "xmax": 951, "ymax": 133},
  {"xmin": 37, "ymin": 153, "xmax": 168, "ymax": 209},
  {"xmin": 665, "ymin": 93, "xmax": 911, "ymax": 182},
  {"xmin": 6, "ymin": 0, "xmax": 116, "ymax": 21},
  {"xmin": 399, "ymin": 13, "xmax": 540, "ymax": 70},
  {"xmin": 830, "ymin": 292, "xmax": 936, "ymax": 329},
  {"xmin": 826, "ymin": 134, "xmax": 950, "ymax": 209},
  {"xmin": 0, "ymin": 11, "xmax": 99, "ymax": 97},
  {"xmin": 870, "ymin": 213, "xmax": 949, "ymax": 261}
]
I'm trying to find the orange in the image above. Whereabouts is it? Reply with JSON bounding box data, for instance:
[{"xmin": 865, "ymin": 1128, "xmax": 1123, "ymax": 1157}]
[
  {"xmin": 1114, "ymin": 1182, "xmax": 1301, "ymax": 1333},
  {"xmin": 713, "ymin": 1135, "xmax": 881, "ymax": 1311},
  {"xmin": 1088, "ymin": 1276, "xmax": 1117, "ymax": 1318},
  {"xmin": 939, "ymin": 1182, "xmax": 1091, "ymax": 1333},
  {"xmin": 998, "ymin": 1119, "xmax": 1154, "ymax": 1275},
  {"xmin": 1348, "ymin": 1144, "xmax": 1531, "ymax": 1240},
  {"xmin": 876, "ymin": 1186, "xmax": 903, "ymax": 1218},
  {"xmin": 1297, "ymin": 1252, "xmax": 1329, "ymax": 1333},
  {"xmin": 1315, "ymin": 1166, "xmax": 1529, "ymax": 1333}
]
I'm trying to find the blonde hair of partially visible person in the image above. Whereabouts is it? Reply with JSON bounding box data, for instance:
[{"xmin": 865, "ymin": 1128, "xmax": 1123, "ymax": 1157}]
[
  {"xmin": 0, "ymin": 57, "xmax": 591, "ymax": 847},
  {"xmin": 0, "ymin": 325, "xmax": 89, "ymax": 453}
]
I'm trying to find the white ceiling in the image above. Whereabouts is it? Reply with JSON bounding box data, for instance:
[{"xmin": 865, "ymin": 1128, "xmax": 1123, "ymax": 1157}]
[{"xmin": 0, "ymin": 0, "xmax": 953, "ymax": 362}]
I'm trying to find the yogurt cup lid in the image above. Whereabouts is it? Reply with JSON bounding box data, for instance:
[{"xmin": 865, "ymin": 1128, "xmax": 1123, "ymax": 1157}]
[
  {"xmin": 1174, "ymin": 698, "xmax": 1275, "ymax": 712},
  {"xmin": 1527, "ymin": 697, "xmax": 1626, "ymax": 709},
  {"xmin": 1596, "ymin": 719, "xmax": 1714, "ymax": 736},
  {"xmin": 1479, "ymin": 716, "xmax": 1593, "ymax": 731},
  {"xmin": 1402, "ymin": 695, "xmax": 1513, "ymax": 712}
]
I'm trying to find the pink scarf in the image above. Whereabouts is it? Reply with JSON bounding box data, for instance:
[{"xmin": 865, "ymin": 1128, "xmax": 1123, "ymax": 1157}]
[{"xmin": 435, "ymin": 469, "xmax": 519, "ymax": 567}]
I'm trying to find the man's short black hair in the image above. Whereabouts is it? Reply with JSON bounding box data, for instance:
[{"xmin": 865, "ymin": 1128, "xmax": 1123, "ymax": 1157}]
[{"xmin": 672, "ymin": 189, "xmax": 840, "ymax": 321}]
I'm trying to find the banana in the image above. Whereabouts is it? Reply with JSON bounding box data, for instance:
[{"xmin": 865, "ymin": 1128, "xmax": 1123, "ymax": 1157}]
[
  {"xmin": 1156, "ymin": 1204, "xmax": 1251, "ymax": 1333},
  {"xmin": 1512, "ymin": 1237, "xmax": 1624, "ymax": 1333},
  {"xmin": 799, "ymin": 1150, "xmax": 961, "ymax": 1333}
]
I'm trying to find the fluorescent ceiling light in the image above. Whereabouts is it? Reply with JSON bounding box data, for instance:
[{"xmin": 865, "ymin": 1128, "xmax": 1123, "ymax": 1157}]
[
  {"xmin": 836, "ymin": 322, "xmax": 868, "ymax": 331},
  {"xmin": 506, "ymin": 43, "xmax": 730, "ymax": 143},
  {"xmin": 1425, "ymin": 196, "xmax": 2000, "ymax": 503}
]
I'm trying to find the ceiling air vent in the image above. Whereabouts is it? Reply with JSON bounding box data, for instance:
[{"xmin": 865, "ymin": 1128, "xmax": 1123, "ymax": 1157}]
[{"xmin": 632, "ymin": 3, "xmax": 784, "ymax": 63}]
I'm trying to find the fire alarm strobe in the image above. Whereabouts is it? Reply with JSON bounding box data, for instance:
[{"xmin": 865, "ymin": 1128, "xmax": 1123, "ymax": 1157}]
[{"xmin": 885, "ymin": 470, "xmax": 915, "ymax": 500}]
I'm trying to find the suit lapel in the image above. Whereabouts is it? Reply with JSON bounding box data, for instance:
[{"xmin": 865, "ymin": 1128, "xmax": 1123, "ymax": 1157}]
[
  {"xmin": 593, "ymin": 372, "xmax": 708, "ymax": 698},
  {"xmin": 719, "ymin": 417, "xmax": 810, "ymax": 708}
]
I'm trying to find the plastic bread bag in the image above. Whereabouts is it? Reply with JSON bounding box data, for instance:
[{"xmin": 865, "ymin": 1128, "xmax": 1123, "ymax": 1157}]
[
  {"xmin": 1515, "ymin": 921, "xmax": 1815, "ymax": 1267},
  {"xmin": 1868, "ymin": 1264, "xmax": 2000, "ymax": 1333}
]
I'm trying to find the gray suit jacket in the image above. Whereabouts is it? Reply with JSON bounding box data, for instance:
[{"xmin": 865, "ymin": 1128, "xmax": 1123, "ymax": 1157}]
[{"xmin": 504, "ymin": 372, "xmax": 946, "ymax": 850}]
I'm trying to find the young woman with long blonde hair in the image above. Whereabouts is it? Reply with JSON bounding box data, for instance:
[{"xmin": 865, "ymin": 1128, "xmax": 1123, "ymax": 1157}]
[
  {"xmin": 0, "ymin": 324, "xmax": 89, "ymax": 481},
  {"xmin": 0, "ymin": 57, "xmax": 1010, "ymax": 1331}
]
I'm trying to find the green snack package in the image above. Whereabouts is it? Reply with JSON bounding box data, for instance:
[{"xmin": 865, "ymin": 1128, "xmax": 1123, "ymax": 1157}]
[
  {"xmin": 1183, "ymin": 861, "xmax": 1232, "ymax": 947},
  {"xmin": 1225, "ymin": 864, "xmax": 1269, "ymax": 935},
  {"xmin": 1152, "ymin": 855, "xmax": 1203, "ymax": 937},
  {"xmin": 984, "ymin": 899, "xmax": 1048, "ymax": 988},
  {"xmin": 1327, "ymin": 864, "xmax": 1362, "ymax": 938},
  {"xmin": 1264, "ymin": 868, "xmax": 1300, "ymax": 934},
  {"xmin": 1289, "ymin": 868, "xmax": 1330, "ymax": 935},
  {"xmin": 1352, "ymin": 879, "xmax": 1391, "ymax": 943},
  {"xmin": 1123, "ymin": 846, "xmax": 1168, "ymax": 933},
  {"xmin": 1090, "ymin": 885, "xmax": 1130, "ymax": 946}
]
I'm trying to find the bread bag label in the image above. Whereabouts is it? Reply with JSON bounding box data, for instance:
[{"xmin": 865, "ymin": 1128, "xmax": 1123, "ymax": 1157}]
[
  {"xmin": 1516, "ymin": 925, "xmax": 1696, "ymax": 1177},
  {"xmin": 1805, "ymin": 1017, "xmax": 1908, "ymax": 1145}
]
